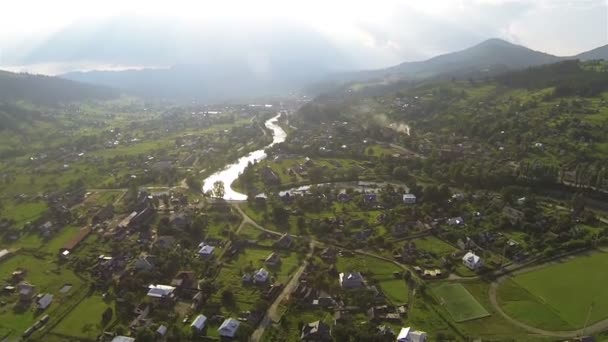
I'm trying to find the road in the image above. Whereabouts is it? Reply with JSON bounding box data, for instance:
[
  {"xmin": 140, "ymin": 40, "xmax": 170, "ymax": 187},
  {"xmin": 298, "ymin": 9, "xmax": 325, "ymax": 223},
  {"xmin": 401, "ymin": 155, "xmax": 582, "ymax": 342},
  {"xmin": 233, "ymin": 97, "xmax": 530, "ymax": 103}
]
[{"xmin": 250, "ymin": 239, "xmax": 314, "ymax": 342}]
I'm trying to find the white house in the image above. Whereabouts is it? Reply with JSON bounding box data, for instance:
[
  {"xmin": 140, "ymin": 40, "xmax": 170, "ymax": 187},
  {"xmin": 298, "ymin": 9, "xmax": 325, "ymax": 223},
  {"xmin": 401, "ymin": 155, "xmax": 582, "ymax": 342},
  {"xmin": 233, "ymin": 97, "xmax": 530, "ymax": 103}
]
[
  {"xmin": 147, "ymin": 284, "xmax": 176, "ymax": 299},
  {"xmin": 218, "ymin": 318, "xmax": 240, "ymax": 338},
  {"xmin": 198, "ymin": 244, "xmax": 215, "ymax": 258},
  {"xmin": 402, "ymin": 194, "xmax": 417, "ymax": 204},
  {"xmin": 254, "ymin": 268, "xmax": 269, "ymax": 283},
  {"xmin": 447, "ymin": 217, "xmax": 464, "ymax": 226},
  {"xmin": 111, "ymin": 337, "xmax": 135, "ymax": 342},
  {"xmin": 191, "ymin": 314, "xmax": 207, "ymax": 332},
  {"xmin": 462, "ymin": 251, "xmax": 483, "ymax": 270},
  {"xmin": 339, "ymin": 272, "xmax": 364, "ymax": 289},
  {"xmin": 156, "ymin": 325, "xmax": 167, "ymax": 337},
  {"xmin": 397, "ymin": 327, "xmax": 427, "ymax": 342}
]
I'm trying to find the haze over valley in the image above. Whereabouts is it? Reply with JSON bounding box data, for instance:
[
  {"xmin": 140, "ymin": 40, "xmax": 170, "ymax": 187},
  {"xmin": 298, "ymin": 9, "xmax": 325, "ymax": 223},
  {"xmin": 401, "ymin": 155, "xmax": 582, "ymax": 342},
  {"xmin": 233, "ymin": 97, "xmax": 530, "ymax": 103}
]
[{"xmin": 0, "ymin": 1, "xmax": 608, "ymax": 341}]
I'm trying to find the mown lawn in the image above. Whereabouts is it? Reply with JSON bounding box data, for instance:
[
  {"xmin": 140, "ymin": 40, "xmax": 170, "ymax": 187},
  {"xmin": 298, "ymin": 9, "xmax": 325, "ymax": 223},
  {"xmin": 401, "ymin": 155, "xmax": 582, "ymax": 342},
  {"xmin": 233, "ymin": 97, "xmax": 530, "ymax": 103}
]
[
  {"xmin": 52, "ymin": 295, "xmax": 113, "ymax": 338},
  {"xmin": 431, "ymin": 283, "xmax": 489, "ymax": 322},
  {"xmin": 498, "ymin": 251, "xmax": 608, "ymax": 329},
  {"xmin": 0, "ymin": 254, "xmax": 84, "ymax": 339},
  {"xmin": 0, "ymin": 201, "xmax": 48, "ymax": 228}
]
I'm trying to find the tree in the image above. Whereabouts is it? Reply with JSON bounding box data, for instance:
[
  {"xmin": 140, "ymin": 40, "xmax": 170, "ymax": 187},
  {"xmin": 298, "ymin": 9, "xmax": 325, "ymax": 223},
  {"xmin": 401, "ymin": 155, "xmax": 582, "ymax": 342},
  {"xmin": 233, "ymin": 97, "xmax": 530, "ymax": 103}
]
[
  {"xmin": 136, "ymin": 327, "xmax": 155, "ymax": 342},
  {"xmin": 101, "ymin": 307, "xmax": 113, "ymax": 325},
  {"xmin": 213, "ymin": 180, "xmax": 225, "ymax": 199},
  {"xmin": 185, "ymin": 175, "xmax": 201, "ymax": 191},
  {"xmin": 221, "ymin": 289, "xmax": 235, "ymax": 307}
]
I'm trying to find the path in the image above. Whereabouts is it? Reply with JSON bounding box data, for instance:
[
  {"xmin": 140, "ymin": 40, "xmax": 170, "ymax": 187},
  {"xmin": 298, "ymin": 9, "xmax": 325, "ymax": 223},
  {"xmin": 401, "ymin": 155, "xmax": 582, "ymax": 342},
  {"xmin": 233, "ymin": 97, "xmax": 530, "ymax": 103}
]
[
  {"xmin": 233, "ymin": 205, "xmax": 288, "ymax": 237},
  {"xmin": 250, "ymin": 239, "xmax": 314, "ymax": 342}
]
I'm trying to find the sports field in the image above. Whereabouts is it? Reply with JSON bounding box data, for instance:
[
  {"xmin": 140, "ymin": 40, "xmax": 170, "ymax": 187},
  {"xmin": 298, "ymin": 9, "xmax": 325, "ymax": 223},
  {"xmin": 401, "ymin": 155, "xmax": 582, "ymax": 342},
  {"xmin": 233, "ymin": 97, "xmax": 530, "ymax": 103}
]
[
  {"xmin": 498, "ymin": 251, "xmax": 608, "ymax": 329},
  {"xmin": 432, "ymin": 283, "xmax": 490, "ymax": 322}
]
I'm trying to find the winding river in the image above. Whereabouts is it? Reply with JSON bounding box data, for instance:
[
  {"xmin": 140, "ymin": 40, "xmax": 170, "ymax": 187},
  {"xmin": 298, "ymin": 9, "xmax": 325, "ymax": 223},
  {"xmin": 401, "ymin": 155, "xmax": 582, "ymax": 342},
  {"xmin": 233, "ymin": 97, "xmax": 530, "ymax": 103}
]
[{"xmin": 202, "ymin": 114, "xmax": 286, "ymax": 201}]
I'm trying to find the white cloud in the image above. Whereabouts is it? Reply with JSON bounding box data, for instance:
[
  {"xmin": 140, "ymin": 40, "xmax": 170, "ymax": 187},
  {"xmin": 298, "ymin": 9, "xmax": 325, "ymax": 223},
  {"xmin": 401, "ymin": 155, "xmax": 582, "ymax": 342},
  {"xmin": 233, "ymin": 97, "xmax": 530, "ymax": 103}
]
[{"xmin": 0, "ymin": 0, "xmax": 606, "ymax": 71}]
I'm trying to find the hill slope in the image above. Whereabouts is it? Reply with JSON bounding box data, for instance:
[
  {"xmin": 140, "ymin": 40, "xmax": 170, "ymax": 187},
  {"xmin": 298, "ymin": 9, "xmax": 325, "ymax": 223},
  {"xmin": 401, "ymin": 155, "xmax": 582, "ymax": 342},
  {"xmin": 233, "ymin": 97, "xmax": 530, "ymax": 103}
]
[
  {"xmin": 0, "ymin": 70, "xmax": 119, "ymax": 105},
  {"xmin": 325, "ymin": 38, "xmax": 563, "ymax": 86},
  {"xmin": 575, "ymin": 45, "xmax": 608, "ymax": 61}
]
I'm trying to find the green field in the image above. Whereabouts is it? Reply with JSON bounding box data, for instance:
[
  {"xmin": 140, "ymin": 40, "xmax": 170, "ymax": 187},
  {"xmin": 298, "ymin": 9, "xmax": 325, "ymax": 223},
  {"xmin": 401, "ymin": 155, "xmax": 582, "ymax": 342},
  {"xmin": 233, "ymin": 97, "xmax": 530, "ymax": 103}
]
[
  {"xmin": 0, "ymin": 253, "xmax": 85, "ymax": 338},
  {"xmin": 498, "ymin": 251, "xmax": 608, "ymax": 329},
  {"xmin": 52, "ymin": 295, "xmax": 113, "ymax": 338},
  {"xmin": 432, "ymin": 283, "xmax": 490, "ymax": 322}
]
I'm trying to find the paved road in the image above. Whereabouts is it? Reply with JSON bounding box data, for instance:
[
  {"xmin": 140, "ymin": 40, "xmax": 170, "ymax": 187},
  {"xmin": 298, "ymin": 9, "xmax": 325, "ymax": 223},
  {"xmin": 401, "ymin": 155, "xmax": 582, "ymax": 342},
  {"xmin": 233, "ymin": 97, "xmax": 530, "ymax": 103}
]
[{"xmin": 250, "ymin": 239, "xmax": 314, "ymax": 341}]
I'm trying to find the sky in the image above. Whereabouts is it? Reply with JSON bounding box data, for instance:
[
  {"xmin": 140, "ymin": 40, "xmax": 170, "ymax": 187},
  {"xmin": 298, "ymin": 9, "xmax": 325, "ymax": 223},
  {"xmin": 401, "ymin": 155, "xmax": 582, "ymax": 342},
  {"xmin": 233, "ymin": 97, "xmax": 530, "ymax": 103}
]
[{"xmin": 0, "ymin": 0, "xmax": 606, "ymax": 74}]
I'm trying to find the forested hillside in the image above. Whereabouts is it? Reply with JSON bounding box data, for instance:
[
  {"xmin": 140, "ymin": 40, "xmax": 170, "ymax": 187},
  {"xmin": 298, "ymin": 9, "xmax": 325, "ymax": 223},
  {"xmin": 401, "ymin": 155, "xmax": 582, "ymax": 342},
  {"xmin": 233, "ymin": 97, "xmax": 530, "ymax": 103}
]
[
  {"xmin": 0, "ymin": 70, "xmax": 118, "ymax": 105},
  {"xmin": 299, "ymin": 60, "xmax": 608, "ymax": 191}
]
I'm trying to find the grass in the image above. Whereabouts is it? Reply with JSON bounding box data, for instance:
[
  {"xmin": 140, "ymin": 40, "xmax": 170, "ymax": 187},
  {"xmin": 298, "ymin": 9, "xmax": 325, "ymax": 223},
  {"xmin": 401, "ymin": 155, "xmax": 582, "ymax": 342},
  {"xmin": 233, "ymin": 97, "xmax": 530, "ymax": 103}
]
[
  {"xmin": 52, "ymin": 295, "xmax": 113, "ymax": 339},
  {"xmin": 431, "ymin": 283, "xmax": 490, "ymax": 322},
  {"xmin": 0, "ymin": 253, "xmax": 84, "ymax": 339},
  {"xmin": 496, "ymin": 278, "xmax": 572, "ymax": 330},
  {"xmin": 0, "ymin": 201, "xmax": 48, "ymax": 228},
  {"xmin": 40, "ymin": 226, "xmax": 83, "ymax": 255},
  {"xmin": 214, "ymin": 247, "xmax": 302, "ymax": 315},
  {"xmin": 498, "ymin": 251, "xmax": 608, "ymax": 329},
  {"xmin": 413, "ymin": 236, "xmax": 457, "ymax": 255},
  {"xmin": 336, "ymin": 254, "xmax": 408, "ymax": 305}
]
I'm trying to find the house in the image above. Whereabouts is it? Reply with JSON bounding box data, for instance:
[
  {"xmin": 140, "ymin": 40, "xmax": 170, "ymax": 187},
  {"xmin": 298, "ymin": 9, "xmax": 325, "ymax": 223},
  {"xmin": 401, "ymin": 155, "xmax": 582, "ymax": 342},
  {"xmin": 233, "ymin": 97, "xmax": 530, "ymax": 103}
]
[
  {"xmin": 131, "ymin": 207, "xmax": 155, "ymax": 227},
  {"xmin": 157, "ymin": 325, "xmax": 168, "ymax": 337},
  {"xmin": 265, "ymin": 252, "xmax": 281, "ymax": 267},
  {"xmin": 462, "ymin": 251, "xmax": 483, "ymax": 270},
  {"xmin": 134, "ymin": 255, "xmax": 156, "ymax": 272},
  {"xmin": 301, "ymin": 320, "xmax": 332, "ymax": 341},
  {"xmin": 275, "ymin": 233, "xmax": 294, "ymax": 249},
  {"xmin": 171, "ymin": 271, "xmax": 196, "ymax": 290},
  {"xmin": 18, "ymin": 282, "xmax": 36, "ymax": 301},
  {"xmin": 92, "ymin": 204, "xmax": 114, "ymax": 224},
  {"xmin": 198, "ymin": 244, "xmax": 215, "ymax": 258},
  {"xmin": 147, "ymin": 284, "xmax": 176, "ymax": 300},
  {"xmin": 0, "ymin": 249, "xmax": 11, "ymax": 261},
  {"xmin": 37, "ymin": 293, "xmax": 53, "ymax": 310},
  {"xmin": 60, "ymin": 227, "xmax": 92, "ymax": 256},
  {"xmin": 170, "ymin": 212, "xmax": 191, "ymax": 230},
  {"xmin": 191, "ymin": 314, "xmax": 207, "ymax": 332},
  {"xmin": 261, "ymin": 166, "xmax": 280, "ymax": 185},
  {"xmin": 118, "ymin": 211, "xmax": 138, "ymax": 229},
  {"xmin": 241, "ymin": 273, "xmax": 253, "ymax": 284},
  {"xmin": 339, "ymin": 272, "xmax": 364, "ymax": 289},
  {"xmin": 402, "ymin": 194, "xmax": 416, "ymax": 204},
  {"xmin": 320, "ymin": 247, "xmax": 336, "ymax": 261},
  {"xmin": 363, "ymin": 194, "xmax": 377, "ymax": 205},
  {"xmin": 111, "ymin": 337, "xmax": 135, "ymax": 342},
  {"xmin": 337, "ymin": 193, "xmax": 351, "ymax": 202},
  {"xmin": 447, "ymin": 217, "xmax": 464, "ymax": 226},
  {"xmin": 218, "ymin": 318, "xmax": 240, "ymax": 338},
  {"xmin": 254, "ymin": 268, "xmax": 270, "ymax": 284},
  {"xmin": 451, "ymin": 193, "xmax": 465, "ymax": 201},
  {"xmin": 153, "ymin": 234, "xmax": 176, "ymax": 248},
  {"xmin": 397, "ymin": 327, "xmax": 427, "ymax": 342},
  {"xmin": 39, "ymin": 221, "xmax": 54, "ymax": 238}
]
